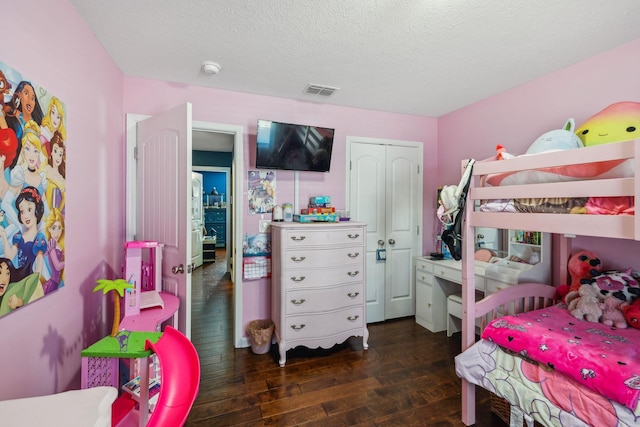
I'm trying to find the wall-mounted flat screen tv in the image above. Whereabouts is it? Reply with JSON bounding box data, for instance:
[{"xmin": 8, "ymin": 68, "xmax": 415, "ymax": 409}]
[{"xmin": 255, "ymin": 119, "xmax": 335, "ymax": 172}]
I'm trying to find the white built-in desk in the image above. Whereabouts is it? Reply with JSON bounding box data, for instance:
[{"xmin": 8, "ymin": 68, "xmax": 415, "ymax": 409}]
[
  {"xmin": 415, "ymin": 254, "xmax": 551, "ymax": 335},
  {"xmin": 415, "ymin": 257, "xmax": 490, "ymax": 333}
]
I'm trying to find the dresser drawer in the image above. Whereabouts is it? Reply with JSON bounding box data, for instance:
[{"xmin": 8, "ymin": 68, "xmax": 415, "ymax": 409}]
[
  {"xmin": 283, "ymin": 266, "xmax": 363, "ymax": 289},
  {"xmin": 284, "ymin": 247, "xmax": 363, "ymax": 269},
  {"xmin": 283, "ymin": 228, "xmax": 364, "ymax": 248},
  {"xmin": 285, "ymin": 284, "xmax": 364, "ymax": 314},
  {"xmin": 284, "ymin": 307, "xmax": 364, "ymax": 340}
]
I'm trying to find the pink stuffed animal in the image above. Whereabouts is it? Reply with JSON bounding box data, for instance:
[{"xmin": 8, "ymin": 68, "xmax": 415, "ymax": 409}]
[
  {"xmin": 567, "ymin": 284, "xmax": 602, "ymax": 323},
  {"xmin": 599, "ymin": 297, "xmax": 628, "ymax": 328}
]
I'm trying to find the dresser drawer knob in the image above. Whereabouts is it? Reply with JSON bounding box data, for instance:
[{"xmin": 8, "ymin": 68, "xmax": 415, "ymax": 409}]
[
  {"xmin": 347, "ymin": 315, "xmax": 360, "ymax": 321},
  {"xmin": 290, "ymin": 235, "xmax": 306, "ymax": 241},
  {"xmin": 347, "ymin": 292, "xmax": 360, "ymax": 298},
  {"xmin": 347, "ymin": 233, "xmax": 360, "ymax": 239},
  {"xmin": 347, "ymin": 271, "xmax": 360, "ymax": 277},
  {"xmin": 290, "ymin": 324, "xmax": 306, "ymax": 331},
  {"xmin": 290, "ymin": 256, "xmax": 306, "ymax": 262},
  {"xmin": 347, "ymin": 252, "xmax": 360, "ymax": 258},
  {"xmin": 290, "ymin": 298, "xmax": 306, "ymax": 305},
  {"xmin": 290, "ymin": 276, "xmax": 306, "ymax": 282}
]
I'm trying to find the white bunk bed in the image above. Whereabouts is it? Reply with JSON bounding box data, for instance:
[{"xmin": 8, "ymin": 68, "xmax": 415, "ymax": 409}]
[{"xmin": 456, "ymin": 139, "xmax": 640, "ymax": 426}]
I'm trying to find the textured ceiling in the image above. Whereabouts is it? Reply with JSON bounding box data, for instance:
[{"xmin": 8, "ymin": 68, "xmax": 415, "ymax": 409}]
[{"xmin": 70, "ymin": 0, "xmax": 640, "ymax": 117}]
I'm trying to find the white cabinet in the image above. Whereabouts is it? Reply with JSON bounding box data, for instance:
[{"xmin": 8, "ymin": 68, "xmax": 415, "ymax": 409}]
[
  {"xmin": 271, "ymin": 222, "xmax": 369, "ymax": 367},
  {"xmin": 415, "ymin": 258, "xmax": 443, "ymax": 332}
]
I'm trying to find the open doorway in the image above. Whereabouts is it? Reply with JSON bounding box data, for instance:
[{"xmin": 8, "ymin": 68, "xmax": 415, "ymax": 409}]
[{"xmin": 126, "ymin": 113, "xmax": 245, "ymax": 347}]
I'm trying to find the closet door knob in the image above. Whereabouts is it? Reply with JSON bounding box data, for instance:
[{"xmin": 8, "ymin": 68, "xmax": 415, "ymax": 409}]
[{"xmin": 388, "ymin": 239, "xmax": 396, "ymax": 245}]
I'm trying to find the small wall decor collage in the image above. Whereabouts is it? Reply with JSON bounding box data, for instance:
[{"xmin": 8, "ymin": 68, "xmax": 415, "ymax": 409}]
[{"xmin": 0, "ymin": 60, "xmax": 66, "ymax": 318}]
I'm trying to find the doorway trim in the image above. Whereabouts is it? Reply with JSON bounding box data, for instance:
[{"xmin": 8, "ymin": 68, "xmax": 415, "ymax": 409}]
[{"xmin": 126, "ymin": 115, "xmax": 245, "ymax": 347}]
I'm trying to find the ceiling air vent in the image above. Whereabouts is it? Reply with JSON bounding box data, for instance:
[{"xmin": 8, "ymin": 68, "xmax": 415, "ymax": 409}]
[{"xmin": 304, "ymin": 84, "xmax": 339, "ymax": 97}]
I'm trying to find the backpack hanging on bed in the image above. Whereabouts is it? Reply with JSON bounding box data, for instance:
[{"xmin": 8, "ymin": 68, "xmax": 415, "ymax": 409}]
[{"xmin": 441, "ymin": 159, "xmax": 475, "ymax": 260}]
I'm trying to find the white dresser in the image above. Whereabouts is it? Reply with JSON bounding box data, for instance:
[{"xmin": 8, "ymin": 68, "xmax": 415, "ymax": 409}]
[{"xmin": 271, "ymin": 222, "xmax": 369, "ymax": 367}]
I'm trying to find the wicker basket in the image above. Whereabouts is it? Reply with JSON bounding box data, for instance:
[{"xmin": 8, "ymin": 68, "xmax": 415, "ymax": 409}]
[{"xmin": 490, "ymin": 393, "xmax": 543, "ymax": 426}]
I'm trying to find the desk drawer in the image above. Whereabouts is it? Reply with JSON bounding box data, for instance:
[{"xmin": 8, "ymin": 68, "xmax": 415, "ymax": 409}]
[
  {"xmin": 415, "ymin": 258, "xmax": 433, "ymax": 274},
  {"xmin": 433, "ymin": 265, "xmax": 461, "ymax": 283},
  {"xmin": 432, "ymin": 265, "xmax": 484, "ymax": 291},
  {"xmin": 486, "ymin": 279, "xmax": 512, "ymax": 295},
  {"xmin": 415, "ymin": 268, "xmax": 433, "ymax": 285}
]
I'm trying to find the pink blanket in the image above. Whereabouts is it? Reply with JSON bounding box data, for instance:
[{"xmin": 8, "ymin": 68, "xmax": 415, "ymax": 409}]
[{"xmin": 482, "ymin": 304, "xmax": 640, "ymax": 411}]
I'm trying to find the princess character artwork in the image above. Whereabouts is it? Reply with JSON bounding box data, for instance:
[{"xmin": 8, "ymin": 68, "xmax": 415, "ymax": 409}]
[
  {"xmin": 42, "ymin": 208, "xmax": 64, "ymax": 294},
  {"xmin": 0, "ymin": 186, "xmax": 47, "ymax": 281}
]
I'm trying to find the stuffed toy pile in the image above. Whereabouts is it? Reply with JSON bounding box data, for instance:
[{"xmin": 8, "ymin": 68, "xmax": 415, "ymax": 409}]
[{"xmin": 563, "ymin": 250, "xmax": 640, "ymax": 329}]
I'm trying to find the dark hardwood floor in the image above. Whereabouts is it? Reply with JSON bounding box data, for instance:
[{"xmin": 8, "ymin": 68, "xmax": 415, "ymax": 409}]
[{"xmin": 186, "ymin": 250, "xmax": 499, "ymax": 426}]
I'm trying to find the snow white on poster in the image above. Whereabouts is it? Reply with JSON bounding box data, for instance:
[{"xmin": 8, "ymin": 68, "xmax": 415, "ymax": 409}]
[{"xmin": 0, "ymin": 60, "xmax": 66, "ymax": 318}]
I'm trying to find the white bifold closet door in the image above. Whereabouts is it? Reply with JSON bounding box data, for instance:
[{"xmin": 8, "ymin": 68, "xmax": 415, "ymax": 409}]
[{"xmin": 348, "ymin": 138, "xmax": 423, "ymax": 323}]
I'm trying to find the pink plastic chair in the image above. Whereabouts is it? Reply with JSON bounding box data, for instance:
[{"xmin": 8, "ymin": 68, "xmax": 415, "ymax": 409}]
[{"xmin": 145, "ymin": 326, "xmax": 200, "ymax": 427}]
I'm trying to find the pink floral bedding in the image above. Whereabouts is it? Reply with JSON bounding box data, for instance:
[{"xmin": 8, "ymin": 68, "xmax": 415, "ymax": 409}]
[{"xmin": 482, "ymin": 304, "xmax": 640, "ymax": 411}]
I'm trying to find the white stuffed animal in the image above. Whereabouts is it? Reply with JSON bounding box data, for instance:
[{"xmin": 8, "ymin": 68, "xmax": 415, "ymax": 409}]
[{"xmin": 525, "ymin": 118, "xmax": 584, "ymax": 155}]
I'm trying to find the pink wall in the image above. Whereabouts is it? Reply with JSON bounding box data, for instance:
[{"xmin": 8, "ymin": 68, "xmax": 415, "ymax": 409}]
[
  {"xmin": 122, "ymin": 78, "xmax": 438, "ymax": 333},
  {"xmin": 2, "ymin": 0, "xmax": 125, "ymax": 399},
  {"xmin": 7, "ymin": 0, "xmax": 640, "ymax": 403},
  {"xmin": 439, "ymin": 38, "xmax": 640, "ymax": 272}
]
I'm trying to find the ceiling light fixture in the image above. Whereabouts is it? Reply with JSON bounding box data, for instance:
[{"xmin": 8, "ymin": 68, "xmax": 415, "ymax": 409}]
[{"xmin": 202, "ymin": 61, "xmax": 221, "ymax": 75}]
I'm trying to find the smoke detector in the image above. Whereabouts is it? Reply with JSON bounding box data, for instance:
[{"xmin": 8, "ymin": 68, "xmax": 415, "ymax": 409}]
[
  {"xmin": 202, "ymin": 61, "xmax": 221, "ymax": 75},
  {"xmin": 304, "ymin": 83, "xmax": 339, "ymax": 97}
]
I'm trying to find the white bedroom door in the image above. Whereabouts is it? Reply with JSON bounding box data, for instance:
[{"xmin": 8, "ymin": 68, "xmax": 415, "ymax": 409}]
[
  {"xmin": 348, "ymin": 138, "xmax": 423, "ymax": 322},
  {"xmin": 136, "ymin": 102, "xmax": 193, "ymax": 338}
]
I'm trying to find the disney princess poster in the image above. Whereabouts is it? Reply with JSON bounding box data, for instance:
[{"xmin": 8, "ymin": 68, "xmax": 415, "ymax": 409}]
[
  {"xmin": 248, "ymin": 170, "xmax": 276, "ymax": 214},
  {"xmin": 0, "ymin": 60, "xmax": 66, "ymax": 318}
]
